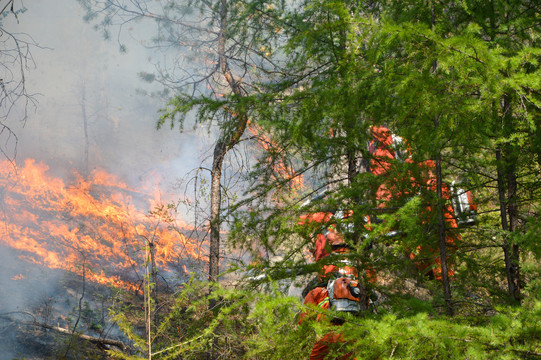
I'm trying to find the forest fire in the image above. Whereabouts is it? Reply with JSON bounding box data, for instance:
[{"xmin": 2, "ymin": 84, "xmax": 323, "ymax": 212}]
[
  {"xmin": 0, "ymin": 158, "xmax": 204, "ymax": 293},
  {"xmin": 248, "ymin": 124, "xmax": 304, "ymax": 192}
]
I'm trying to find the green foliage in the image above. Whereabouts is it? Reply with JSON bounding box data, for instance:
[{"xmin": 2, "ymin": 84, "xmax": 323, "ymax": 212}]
[
  {"xmin": 78, "ymin": 0, "xmax": 541, "ymax": 357},
  {"xmin": 108, "ymin": 279, "xmax": 541, "ymax": 359},
  {"xmin": 224, "ymin": 0, "xmax": 541, "ymax": 356},
  {"xmin": 106, "ymin": 279, "xmax": 304, "ymax": 359},
  {"xmin": 158, "ymin": 94, "xmax": 228, "ymax": 133}
]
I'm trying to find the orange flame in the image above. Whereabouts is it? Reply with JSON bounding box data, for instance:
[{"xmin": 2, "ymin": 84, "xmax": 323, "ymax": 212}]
[
  {"xmin": 248, "ymin": 124, "xmax": 304, "ymax": 193},
  {"xmin": 0, "ymin": 159, "xmax": 206, "ymax": 292}
]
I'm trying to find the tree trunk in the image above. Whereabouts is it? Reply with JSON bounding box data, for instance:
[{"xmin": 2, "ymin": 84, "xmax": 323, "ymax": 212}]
[
  {"xmin": 209, "ymin": 140, "xmax": 226, "ymax": 283},
  {"xmin": 494, "ymin": 92, "xmax": 521, "ymax": 303},
  {"xmin": 429, "ymin": 3, "xmax": 452, "ymax": 316},
  {"xmin": 149, "ymin": 241, "xmax": 159, "ymax": 316},
  {"xmin": 496, "ymin": 147, "xmax": 521, "ymax": 303},
  {"xmin": 507, "ymin": 162, "xmax": 521, "ymax": 301},
  {"xmin": 435, "ymin": 156, "xmax": 453, "ymax": 316},
  {"xmin": 207, "ymin": 0, "xmax": 248, "ymax": 286}
]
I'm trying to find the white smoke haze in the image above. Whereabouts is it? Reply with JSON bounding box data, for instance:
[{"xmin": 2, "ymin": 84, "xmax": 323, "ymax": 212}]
[{"xmin": 9, "ymin": 0, "xmax": 208, "ymax": 185}]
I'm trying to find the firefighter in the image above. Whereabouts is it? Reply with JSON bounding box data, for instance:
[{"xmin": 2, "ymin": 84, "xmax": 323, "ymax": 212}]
[
  {"xmin": 298, "ymin": 209, "xmax": 368, "ymax": 360},
  {"xmin": 298, "ymin": 126, "xmax": 476, "ymax": 358},
  {"xmin": 368, "ymin": 126, "xmax": 471, "ymax": 280}
]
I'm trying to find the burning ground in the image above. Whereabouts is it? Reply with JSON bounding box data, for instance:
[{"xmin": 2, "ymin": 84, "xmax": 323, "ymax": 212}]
[{"xmin": 0, "ymin": 158, "xmax": 207, "ymax": 358}]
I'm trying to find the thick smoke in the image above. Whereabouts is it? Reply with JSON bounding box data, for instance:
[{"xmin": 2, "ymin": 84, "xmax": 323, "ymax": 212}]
[{"xmin": 8, "ymin": 0, "xmax": 206, "ymax": 185}]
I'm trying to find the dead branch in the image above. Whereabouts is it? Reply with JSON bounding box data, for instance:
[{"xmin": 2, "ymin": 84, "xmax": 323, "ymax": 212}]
[
  {"xmin": 38, "ymin": 321, "xmax": 127, "ymax": 351},
  {"xmin": 0, "ymin": 312, "xmax": 126, "ymax": 351}
]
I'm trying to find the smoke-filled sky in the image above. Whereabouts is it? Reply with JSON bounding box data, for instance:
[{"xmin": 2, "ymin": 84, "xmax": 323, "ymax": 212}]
[{"xmin": 5, "ymin": 0, "xmax": 209, "ymax": 194}]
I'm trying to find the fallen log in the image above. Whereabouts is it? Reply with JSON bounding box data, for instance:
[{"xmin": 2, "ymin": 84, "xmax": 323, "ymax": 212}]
[
  {"xmin": 36, "ymin": 322, "xmax": 126, "ymax": 350},
  {"xmin": 0, "ymin": 312, "xmax": 126, "ymax": 351}
]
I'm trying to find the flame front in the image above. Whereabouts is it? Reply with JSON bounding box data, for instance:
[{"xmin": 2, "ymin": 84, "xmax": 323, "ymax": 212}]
[{"xmin": 1, "ymin": 159, "xmax": 204, "ymax": 292}]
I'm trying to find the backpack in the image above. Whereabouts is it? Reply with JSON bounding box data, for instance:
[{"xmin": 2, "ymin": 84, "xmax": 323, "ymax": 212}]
[{"xmin": 327, "ymin": 277, "xmax": 367, "ymax": 313}]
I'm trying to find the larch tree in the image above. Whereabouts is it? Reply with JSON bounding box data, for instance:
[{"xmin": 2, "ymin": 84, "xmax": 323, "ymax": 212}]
[
  {"xmin": 77, "ymin": 0, "xmax": 289, "ymax": 285},
  {"xmin": 368, "ymin": 0, "xmax": 541, "ymax": 305},
  {"xmin": 230, "ymin": 0, "xmax": 541, "ymax": 318},
  {"xmin": 228, "ymin": 0, "xmax": 541, "ymax": 357}
]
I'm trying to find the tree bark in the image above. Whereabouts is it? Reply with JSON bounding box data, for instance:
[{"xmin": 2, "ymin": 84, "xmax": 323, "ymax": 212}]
[
  {"xmin": 429, "ymin": 4, "xmax": 452, "ymax": 315},
  {"xmin": 507, "ymin": 163, "xmax": 521, "ymax": 300},
  {"xmin": 207, "ymin": 0, "xmax": 248, "ymax": 285},
  {"xmin": 435, "ymin": 156, "xmax": 453, "ymax": 316},
  {"xmin": 495, "ymin": 93, "xmax": 521, "ymax": 303},
  {"xmin": 209, "ymin": 140, "xmax": 226, "ymax": 283},
  {"xmin": 496, "ymin": 147, "xmax": 521, "ymax": 303}
]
